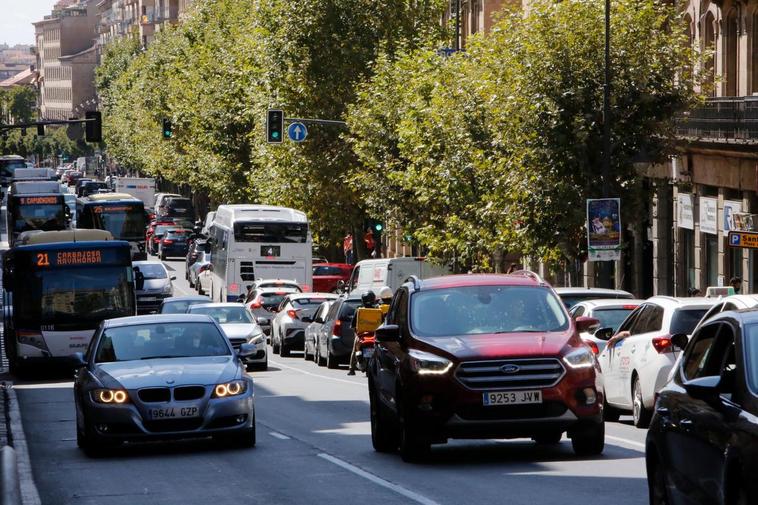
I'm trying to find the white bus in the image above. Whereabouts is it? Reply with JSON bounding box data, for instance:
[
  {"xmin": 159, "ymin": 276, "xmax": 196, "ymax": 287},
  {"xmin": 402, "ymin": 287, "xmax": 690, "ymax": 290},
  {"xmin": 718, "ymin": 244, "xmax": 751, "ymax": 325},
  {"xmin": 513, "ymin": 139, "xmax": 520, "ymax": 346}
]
[{"xmin": 208, "ymin": 205, "xmax": 313, "ymax": 302}]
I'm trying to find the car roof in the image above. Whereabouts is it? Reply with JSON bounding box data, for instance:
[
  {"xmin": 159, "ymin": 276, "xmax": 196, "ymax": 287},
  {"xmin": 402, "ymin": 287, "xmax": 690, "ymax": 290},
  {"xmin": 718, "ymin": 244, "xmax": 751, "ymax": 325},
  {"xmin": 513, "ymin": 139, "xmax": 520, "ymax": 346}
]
[
  {"xmin": 133, "ymin": 261, "xmax": 168, "ymax": 269},
  {"xmin": 553, "ymin": 287, "xmax": 634, "ymax": 296},
  {"xmin": 644, "ymin": 296, "xmax": 717, "ymax": 309},
  {"xmin": 104, "ymin": 314, "xmax": 213, "ymax": 327},
  {"xmin": 572, "ymin": 298, "xmax": 645, "ymax": 309},
  {"xmin": 287, "ymin": 293, "xmax": 339, "ymax": 300},
  {"xmin": 162, "ymin": 296, "xmax": 211, "ymax": 303},
  {"xmin": 188, "ymin": 303, "xmax": 246, "ymax": 309},
  {"xmin": 314, "ymin": 263, "xmax": 352, "ymax": 268},
  {"xmin": 709, "ymin": 294, "xmax": 758, "ymax": 307},
  {"xmin": 416, "ymin": 273, "xmax": 549, "ymax": 291},
  {"xmin": 256, "ymin": 287, "xmax": 299, "ymax": 294}
]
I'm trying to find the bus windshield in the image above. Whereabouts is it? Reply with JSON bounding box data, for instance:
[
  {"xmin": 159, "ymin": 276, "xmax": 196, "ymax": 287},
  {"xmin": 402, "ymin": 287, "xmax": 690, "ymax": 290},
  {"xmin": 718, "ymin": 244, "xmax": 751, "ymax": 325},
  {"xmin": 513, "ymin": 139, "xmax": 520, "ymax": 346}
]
[
  {"xmin": 11, "ymin": 202, "xmax": 66, "ymax": 233},
  {"xmin": 81, "ymin": 203, "xmax": 146, "ymax": 240},
  {"xmin": 13, "ymin": 266, "xmax": 135, "ymax": 329},
  {"xmin": 233, "ymin": 222, "xmax": 308, "ymax": 243}
]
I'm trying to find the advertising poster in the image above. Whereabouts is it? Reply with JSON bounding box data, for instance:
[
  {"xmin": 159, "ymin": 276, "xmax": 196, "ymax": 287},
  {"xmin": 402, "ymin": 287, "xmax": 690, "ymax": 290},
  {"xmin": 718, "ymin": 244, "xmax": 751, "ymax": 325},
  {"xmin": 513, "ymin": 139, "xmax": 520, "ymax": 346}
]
[
  {"xmin": 723, "ymin": 200, "xmax": 742, "ymax": 235},
  {"xmin": 699, "ymin": 197, "xmax": 717, "ymax": 235},
  {"xmin": 587, "ymin": 198, "xmax": 622, "ymax": 262},
  {"xmin": 677, "ymin": 193, "xmax": 694, "ymax": 230}
]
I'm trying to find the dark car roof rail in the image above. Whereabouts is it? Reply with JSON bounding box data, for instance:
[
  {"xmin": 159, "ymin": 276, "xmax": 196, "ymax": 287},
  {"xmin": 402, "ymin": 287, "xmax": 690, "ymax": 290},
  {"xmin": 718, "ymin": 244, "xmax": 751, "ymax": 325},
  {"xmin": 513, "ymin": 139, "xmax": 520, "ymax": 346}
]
[
  {"xmin": 406, "ymin": 275, "xmax": 422, "ymax": 290},
  {"xmin": 511, "ymin": 270, "xmax": 546, "ymax": 286}
]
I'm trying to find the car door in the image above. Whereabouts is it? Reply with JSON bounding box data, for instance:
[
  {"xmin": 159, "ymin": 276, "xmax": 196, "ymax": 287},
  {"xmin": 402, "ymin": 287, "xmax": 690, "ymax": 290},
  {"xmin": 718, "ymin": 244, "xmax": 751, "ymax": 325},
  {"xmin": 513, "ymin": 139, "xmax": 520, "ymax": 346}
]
[
  {"xmin": 602, "ymin": 305, "xmax": 644, "ymax": 405},
  {"xmin": 662, "ymin": 321, "xmax": 736, "ymax": 505},
  {"xmin": 619, "ymin": 303, "xmax": 664, "ymax": 407},
  {"xmin": 373, "ymin": 288, "xmax": 408, "ymax": 413},
  {"xmin": 319, "ymin": 301, "xmax": 341, "ymax": 357}
]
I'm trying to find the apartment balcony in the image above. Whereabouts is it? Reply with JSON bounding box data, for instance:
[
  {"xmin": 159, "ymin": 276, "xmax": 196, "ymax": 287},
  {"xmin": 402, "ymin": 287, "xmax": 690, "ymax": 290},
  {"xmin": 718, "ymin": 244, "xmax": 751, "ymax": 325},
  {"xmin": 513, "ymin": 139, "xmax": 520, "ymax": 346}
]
[{"xmin": 677, "ymin": 97, "xmax": 758, "ymax": 144}]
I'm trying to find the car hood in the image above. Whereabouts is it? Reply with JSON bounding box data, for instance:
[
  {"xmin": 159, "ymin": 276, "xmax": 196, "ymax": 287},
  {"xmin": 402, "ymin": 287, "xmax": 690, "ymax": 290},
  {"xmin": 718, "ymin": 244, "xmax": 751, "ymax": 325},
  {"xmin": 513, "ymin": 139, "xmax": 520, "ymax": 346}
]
[
  {"xmin": 220, "ymin": 324, "xmax": 255, "ymax": 339},
  {"xmin": 95, "ymin": 356, "xmax": 239, "ymax": 389},
  {"xmin": 138, "ymin": 279, "xmax": 168, "ymax": 293},
  {"xmin": 416, "ymin": 331, "xmax": 577, "ymax": 360}
]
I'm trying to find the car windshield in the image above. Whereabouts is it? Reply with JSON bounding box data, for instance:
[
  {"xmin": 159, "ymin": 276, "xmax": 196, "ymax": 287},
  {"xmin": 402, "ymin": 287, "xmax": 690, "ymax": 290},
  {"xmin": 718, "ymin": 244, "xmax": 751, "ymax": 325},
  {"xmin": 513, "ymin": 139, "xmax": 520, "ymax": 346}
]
[
  {"xmin": 135, "ymin": 263, "xmax": 167, "ymax": 279},
  {"xmin": 160, "ymin": 299, "xmax": 209, "ymax": 314},
  {"xmin": 411, "ymin": 285, "xmax": 569, "ymax": 337},
  {"xmin": 189, "ymin": 306, "xmax": 254, "ymax": 324},
  {"xmin": 591, "ymin": 307, "xmax": 637, "ymax": 333},
  {"xmin": 292, "ymin": 298, "xmax": 333, "ymax": 307},
  {"xmin": 671, "ymin": 309, "xmax": 709, "ymax": 335},
  {"xmin": 95, "ymin": 322, "xmax": 230, "ymax": 362},
  {"xmin": 155, "ymin": 226, "xmax": 179, "ymax": 236},
  {"xmin": 80, "ymin": 203, "xmax": 147, "ymax": 241},
  {"xmin": 313, "ymin": 266, "xmax": 345, "ymax": 276}
]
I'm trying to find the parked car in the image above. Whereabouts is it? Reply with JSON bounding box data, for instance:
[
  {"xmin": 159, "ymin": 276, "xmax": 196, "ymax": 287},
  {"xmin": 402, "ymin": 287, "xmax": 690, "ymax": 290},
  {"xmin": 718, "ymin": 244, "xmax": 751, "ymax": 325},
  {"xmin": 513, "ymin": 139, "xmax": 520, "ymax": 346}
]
[
  {"xmin": 188, "ymin": 251, "xmax": 212, "ymax": 289},
  {"xmin": 187, "ymin": 303, "xmax": 268, "ymax": 371},
  {"xmin": 554, "ymin": 287, "xmax": 635, "ymax": 310},
  {"xmin": 158, "ymin": 228, "xmax": 191, "ymax": 260},
  {"xmin": 312, "ymin": 263, "xmax": 353, "ymax": 293},
  {"xmin": 304, "ymin": 301, "xmax": 334, "ymax": 361},
  {"xmin": 242, "ymin": 287, "xmax": 300, "ymax": 337},
  {"xmin": 368, "ymin": 272, "xmax": 604, "ymax": 462},
  {"xmin": 597, "ymin": 296, "xmax": 716, "ymax": 427},
  {"xmin": 133, "ymin": 261, "xmax": 176, "ymax": 314},
  {"xmin": 646, "ymin": 309, "xmax": 758, "ymax": 505},
  {"xmin": 569, "ymin": 299, "xmax": 644, "ymax": 355},
  {"xmin": 73, "ymin": 314, "xmax": 256, "ymax": 454},
  {"xmin": 271, "ymin": 293, "xmax": 340, "ymax": 357},
  {"xmin": 159, "ymin": 295, "xmax": 211, "ymax": 314},
  {"xmin": 315, "ymin": 296, "xmax": 363, "ymax": 369}
]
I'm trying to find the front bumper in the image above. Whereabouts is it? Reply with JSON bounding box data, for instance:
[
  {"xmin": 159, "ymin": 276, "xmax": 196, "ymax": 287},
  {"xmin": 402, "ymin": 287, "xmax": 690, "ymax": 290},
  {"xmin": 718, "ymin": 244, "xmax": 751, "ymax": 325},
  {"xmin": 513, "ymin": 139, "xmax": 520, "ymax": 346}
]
[
  {"xmin": 136, "ymin": 294, "xmax": 171, "ymax": 314},
  {"xmin": 161, "ymin": 245, "xmax": 189, "ymax": 257},
  {"xmin": 80, "ymin": 386, "xmax": 254, "ymax": 441}
]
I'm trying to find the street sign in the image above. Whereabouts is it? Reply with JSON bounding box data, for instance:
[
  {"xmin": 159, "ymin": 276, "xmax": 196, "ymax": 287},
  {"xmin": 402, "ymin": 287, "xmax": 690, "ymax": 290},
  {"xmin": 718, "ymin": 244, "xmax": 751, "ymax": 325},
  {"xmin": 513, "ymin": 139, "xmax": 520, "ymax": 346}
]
[
  {"xmin": 287, "ymin": 122, "xmax": 308, "ymax": 142},
  {"xmin": 728, "ymin": 230, "xmax": 758, "ymax": 248}
]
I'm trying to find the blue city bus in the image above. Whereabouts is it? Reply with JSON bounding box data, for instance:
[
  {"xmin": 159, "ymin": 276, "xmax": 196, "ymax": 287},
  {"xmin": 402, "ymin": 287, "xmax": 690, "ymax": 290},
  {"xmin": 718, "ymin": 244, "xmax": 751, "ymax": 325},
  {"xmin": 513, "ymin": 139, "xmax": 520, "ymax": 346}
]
[
  {"xmin": 77, "ymin": 193, "xmax": 148, "ymax": 260},
  {"xmin": 2, "ymin": 230, "xmax": 136, "ymax": 374}
]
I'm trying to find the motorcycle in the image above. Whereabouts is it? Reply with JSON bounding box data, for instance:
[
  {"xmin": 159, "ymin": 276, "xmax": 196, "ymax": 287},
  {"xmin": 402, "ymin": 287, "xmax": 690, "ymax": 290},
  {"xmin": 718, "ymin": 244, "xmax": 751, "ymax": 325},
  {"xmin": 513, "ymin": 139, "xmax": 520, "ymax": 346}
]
[{"xmin": 354, "ymin": 331, "xmax": 376, "ymax": 373}]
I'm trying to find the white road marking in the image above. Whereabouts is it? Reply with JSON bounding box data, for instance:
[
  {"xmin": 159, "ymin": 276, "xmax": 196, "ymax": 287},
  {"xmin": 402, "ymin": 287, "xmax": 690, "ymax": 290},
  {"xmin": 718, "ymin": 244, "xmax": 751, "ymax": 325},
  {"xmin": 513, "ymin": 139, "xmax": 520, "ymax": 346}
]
[
  {"xmin": 318, "ymin": 453, "xmax": 441, "ymax": 505},
  {"xmin": 269, "ymin": 359, "xmax": 366, "ymax": 388},
  {"xmin": 269, "ymin": 431, "xmax": 291, "ymax": 440},
  {"xmin": 606, "ymin": 435, "xmax": 646, "ymax": 451}
]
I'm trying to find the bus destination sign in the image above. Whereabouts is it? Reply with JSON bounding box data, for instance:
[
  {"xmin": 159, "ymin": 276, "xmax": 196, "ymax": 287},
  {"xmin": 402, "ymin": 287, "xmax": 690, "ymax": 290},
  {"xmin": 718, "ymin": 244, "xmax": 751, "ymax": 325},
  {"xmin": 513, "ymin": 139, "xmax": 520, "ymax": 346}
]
[
  {"xmin": 34, "ymin": 249, "xmax": 103, "ymax": 267},
  {"xmin": 20, "ymin": 196, "xmax": 58, "ymax": 205}
]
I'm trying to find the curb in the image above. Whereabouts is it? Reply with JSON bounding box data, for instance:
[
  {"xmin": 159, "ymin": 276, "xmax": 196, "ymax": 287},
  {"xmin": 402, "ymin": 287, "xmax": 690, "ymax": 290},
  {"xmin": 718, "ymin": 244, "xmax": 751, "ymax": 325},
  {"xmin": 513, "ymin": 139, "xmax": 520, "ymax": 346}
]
[{"xmin": 3, "ymin": 384, "xmax": 40, "ymax": 505}]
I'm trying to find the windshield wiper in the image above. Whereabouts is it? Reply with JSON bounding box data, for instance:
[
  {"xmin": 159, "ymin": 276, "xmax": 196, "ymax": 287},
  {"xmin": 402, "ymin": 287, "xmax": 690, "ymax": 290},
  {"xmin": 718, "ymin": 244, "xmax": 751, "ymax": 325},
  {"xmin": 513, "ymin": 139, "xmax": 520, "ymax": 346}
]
[{"xmin": 140, "ymin": 355, "xmax": 190, "ymax": 360}]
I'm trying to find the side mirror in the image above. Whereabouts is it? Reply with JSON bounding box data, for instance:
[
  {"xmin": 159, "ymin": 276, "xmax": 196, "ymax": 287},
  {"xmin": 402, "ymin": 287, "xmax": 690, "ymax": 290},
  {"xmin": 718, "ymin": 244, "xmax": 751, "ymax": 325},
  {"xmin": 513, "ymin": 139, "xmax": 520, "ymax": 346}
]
[
  {"xmin": 575, "ymin": 316, "xmax": 600, "ymax": 334},
  {"xmin": 301, "ymin": 316, "xmax": 314, "ymax": 323},
  {"xmin": 594, "ymin": 327, "xmax": 614, "ymax": 341},
  {"xmin": 69, "ymin": 352, "xmax": 86, "ymax": 370},
  {"xmin": 375, "ymin": 324, "xmax": 401, "ymax": 343},
  {"xmin": 336, "ymin": 280, "xmax": 346, "ymax": 289},
  {"xmin": 256, "ymin": 317, "xmax": 270, "ymax": 325},
  {"xmin": 684, "ymin": 375, "xmax": 721, "ymax": 404},
  {"xmin": 170, "ymin": 276, "xmax": 177, "ymax": 281},
  {"xmin": 671, "ymin": 333, "xmax": 689, "ymax": 351},
  {"xmin": 238, "ymin": 343, "xmax": 256, "ymax": 358}
]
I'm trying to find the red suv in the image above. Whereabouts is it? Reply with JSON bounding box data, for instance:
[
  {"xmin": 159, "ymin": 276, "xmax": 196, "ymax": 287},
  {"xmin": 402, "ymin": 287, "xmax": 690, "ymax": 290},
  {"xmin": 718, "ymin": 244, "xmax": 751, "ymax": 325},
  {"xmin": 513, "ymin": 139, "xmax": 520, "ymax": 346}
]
[
  {"xmin": 312, "ymin": 263, "xmax": 352, "ymax": 293},
  {"xmin": 368, "ymin": 273, "xmax": 604, "ymax": 462}
]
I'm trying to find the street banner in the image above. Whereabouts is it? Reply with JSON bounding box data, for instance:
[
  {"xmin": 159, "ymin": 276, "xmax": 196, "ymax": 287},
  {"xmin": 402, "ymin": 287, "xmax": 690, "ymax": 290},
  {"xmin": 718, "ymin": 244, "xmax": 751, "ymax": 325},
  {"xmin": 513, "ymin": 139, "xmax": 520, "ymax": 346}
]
[
  {"xmin": 677, "ymin": 193, "xmax": 694, "ymax": 230},
  {"xmin": 723, "ymin": 200, "xmax": 743, "ymax": 235},
  {"xmin": 700, "ymin": 197, "xmax": 717, "ymax": 235},
  {"xmin": 587, "ymin": 198, "xmax": 622, "ymax": 262}
]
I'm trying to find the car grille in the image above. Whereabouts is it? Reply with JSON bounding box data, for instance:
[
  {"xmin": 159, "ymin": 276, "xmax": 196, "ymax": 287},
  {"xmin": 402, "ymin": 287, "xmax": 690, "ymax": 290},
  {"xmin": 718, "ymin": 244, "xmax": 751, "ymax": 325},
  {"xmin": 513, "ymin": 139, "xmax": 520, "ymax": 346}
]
[
  {"xmin": 456, "ymin": 358, "xmax": 565, "ymax": 390},
  {"xmin": 138, "ymin": 387, "xmax": 171, "ymax": 403},
  {"xmin": 228, "ymin": 338, "xmax": 247, "ymax": 350},
  {"xmin": 143, "ymin": 419, "xmax": 203, "ymax": 433},
  {"xmin": 456, "ymin": 401, "xmax": 568, "ymax": 421},
  {"xmin": 173, "ymin": 386, "xmax": 206, "ymax": 401},
  {"xmin": 240, "ymin": 261, "xmax": 255, "ymax": 281}
]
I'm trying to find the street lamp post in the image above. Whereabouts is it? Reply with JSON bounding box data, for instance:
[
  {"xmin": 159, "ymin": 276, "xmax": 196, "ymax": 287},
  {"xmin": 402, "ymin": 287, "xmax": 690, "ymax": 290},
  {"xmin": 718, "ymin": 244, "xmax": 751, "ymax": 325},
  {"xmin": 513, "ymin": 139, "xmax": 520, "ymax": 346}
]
[
  {"xmin": 454, "ymin": 0, "xmax": 460, "ymax": 51},
  {"xmin": 600, "ymin": 0, "xmax": 614, "ymax": 289}
]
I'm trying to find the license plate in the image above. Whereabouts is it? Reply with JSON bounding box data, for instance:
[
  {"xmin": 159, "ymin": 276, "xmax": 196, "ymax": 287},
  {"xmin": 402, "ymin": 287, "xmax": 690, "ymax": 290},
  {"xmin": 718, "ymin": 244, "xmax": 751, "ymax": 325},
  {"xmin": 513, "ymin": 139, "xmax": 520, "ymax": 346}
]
[
  {"xmin": 483, "ymin": 390, "xmax": 542, "ymax": 406},
  {"xmin": 362, "ymin": 348, "xmax": 374, "ymax": 358},
  {"xmin": 148, "ymin": 405, "xmax": 200, "ymax": 419}
]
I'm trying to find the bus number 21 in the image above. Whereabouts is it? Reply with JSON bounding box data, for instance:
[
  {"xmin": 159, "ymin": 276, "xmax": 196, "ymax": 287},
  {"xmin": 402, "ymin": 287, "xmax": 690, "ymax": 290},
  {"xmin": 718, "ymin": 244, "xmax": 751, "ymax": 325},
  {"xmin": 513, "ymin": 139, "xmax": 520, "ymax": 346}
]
[{"xmin": 36, "ymin": 253, "xmax": 50, "ymax": 267}]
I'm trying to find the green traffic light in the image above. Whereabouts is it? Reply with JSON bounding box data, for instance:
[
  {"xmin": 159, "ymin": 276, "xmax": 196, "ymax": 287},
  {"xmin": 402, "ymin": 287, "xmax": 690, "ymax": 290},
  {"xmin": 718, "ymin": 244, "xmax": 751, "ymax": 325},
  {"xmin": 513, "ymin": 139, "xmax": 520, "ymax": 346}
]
[
  {"xmin": 374, "ymin": 223, "xmax": 383, "ymax": 232},
  {"xmin": 272, "ymin": 131, "xmax": 280, "ymax": 139}
]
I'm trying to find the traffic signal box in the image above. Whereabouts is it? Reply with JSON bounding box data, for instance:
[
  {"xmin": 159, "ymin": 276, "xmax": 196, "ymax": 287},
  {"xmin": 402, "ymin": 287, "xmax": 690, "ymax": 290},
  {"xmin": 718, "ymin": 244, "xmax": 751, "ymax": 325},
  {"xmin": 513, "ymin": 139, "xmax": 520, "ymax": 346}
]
[
  {"xmin": 162, "ymin": 118, "xmax": 173, "ymax": 140},
  {"xmin": 85, "ymin": 111, "xmax": 102, "ymax": 143},
  {"xmin": 267, "ymin": 110, "xmax": 283, "ymax": 143}
]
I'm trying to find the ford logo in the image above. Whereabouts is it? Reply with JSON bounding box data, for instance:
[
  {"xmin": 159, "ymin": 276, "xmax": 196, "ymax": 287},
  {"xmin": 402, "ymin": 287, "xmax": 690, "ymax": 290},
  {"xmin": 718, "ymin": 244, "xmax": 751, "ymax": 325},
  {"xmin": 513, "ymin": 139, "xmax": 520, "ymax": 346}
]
[{"xmin": 501, "ymin": 364, "xmax": 520, "ymax": 374}]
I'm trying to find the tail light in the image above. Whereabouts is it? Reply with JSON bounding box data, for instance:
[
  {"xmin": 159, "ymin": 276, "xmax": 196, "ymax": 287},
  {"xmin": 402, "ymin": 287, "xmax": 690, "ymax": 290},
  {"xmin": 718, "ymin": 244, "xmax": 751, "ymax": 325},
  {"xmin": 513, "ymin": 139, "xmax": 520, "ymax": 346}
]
[
  {"xmin": 163, "ymin": 239, "xmax": 174, "ymax": 245},
  {"xmin": 652, "ymin": 335, "xmax": 674, "ymax": 354},
  {"xmin": 250, "ymin": 297, "xmax": 263, "ymax": 309},
  {"xmin": 333, "ymin": 319, "xmax": 342, "ymax": 336},
  {"xmin": 302, "ymin": 285, "xmax": 311, "ymax": 292},
  {"xmin": 583, "ymin": 339, "xmax": 599, "ymax": 355},
  {"xmin": 153, "ymin": 237, "xmax": 160, "ymax": 243},
  {"xmin": 287, "ymin": 309, "xmax": 300, "ymax": 319}
]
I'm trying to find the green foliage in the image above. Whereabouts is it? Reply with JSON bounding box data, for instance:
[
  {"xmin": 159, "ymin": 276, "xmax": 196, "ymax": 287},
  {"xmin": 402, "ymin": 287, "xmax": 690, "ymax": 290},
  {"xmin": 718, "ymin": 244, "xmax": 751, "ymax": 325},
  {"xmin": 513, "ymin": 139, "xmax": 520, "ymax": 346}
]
[{"xmin": 0, "ymin": 86, "xmax": 36, "ymax": 124}]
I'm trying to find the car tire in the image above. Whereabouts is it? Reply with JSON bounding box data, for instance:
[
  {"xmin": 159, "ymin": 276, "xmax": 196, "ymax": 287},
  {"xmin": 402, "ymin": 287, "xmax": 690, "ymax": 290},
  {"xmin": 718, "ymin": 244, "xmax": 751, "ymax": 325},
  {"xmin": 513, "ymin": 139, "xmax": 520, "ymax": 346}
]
[
  {"xmin": 570, "ymin": 421, "xmax": 604, "ymax": 456},
  {"xmin": 370, "ymin": 386, "xmax": 398, "ymax": 453},
  {"xmin": 317, "ymin": 344, "xmax": 326, "ymax": 367},
  {"xmin": 303, "ymin": 344, "xmax": 310, "ymax": 361},
  {"xmin": 603, "ymin": 399, "xmax": 621, "ymax": 423},
  {"xmin": 272, "ymin": 335, "xmax": 280, "ymax": 355},
  {"xmin": 280, "ymin": 334, "xmax": 291, "ymax": 358},
  {"xmin": 326, "ymin": 347, "xmax": 339, "ymax": 369},
  {"xmin": 197, "ymin": 284, "xmax": 204, "ymax": 295},
  {"xmin": 189, "ymin": 277, "xmax": 195, "ymax": 288},
  {"xmin": 633, "ymin": 376, "xmax": 652, "ymax": 428},
  {"xmin": 398, "ymin": 402, "xmax": 430, "ymax": 463},
  {"xmin": 533, "ymin": 432, "xmax": 563, "ymax": 445},
  {"xmin": 160, "ymin": 251, "xmax": 166, "ymax": 261}
]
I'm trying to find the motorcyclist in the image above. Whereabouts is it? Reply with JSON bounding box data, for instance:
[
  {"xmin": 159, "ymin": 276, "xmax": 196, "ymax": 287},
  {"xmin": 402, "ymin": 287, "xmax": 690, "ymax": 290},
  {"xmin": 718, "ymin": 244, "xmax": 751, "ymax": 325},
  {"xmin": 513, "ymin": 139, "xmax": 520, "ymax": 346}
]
[{"xmin": 348, "ymin": 290, "xmax": 378, "ymax": 375}]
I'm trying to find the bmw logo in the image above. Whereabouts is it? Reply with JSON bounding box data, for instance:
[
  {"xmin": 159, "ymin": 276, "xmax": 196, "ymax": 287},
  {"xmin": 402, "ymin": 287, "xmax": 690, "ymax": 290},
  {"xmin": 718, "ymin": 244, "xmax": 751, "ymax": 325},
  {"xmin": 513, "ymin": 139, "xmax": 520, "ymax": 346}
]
[{"xmin": 501, "ymin": 364, "xmax": 520, "ymax": 374}]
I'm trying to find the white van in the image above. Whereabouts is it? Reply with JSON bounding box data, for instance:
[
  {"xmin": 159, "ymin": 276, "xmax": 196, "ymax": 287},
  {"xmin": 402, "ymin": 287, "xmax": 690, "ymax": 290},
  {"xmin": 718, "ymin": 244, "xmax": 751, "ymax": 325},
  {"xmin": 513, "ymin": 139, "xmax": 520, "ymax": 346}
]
[{"xmin": 347, "ymin": 257, "xmax": 451, "ymax": 296}]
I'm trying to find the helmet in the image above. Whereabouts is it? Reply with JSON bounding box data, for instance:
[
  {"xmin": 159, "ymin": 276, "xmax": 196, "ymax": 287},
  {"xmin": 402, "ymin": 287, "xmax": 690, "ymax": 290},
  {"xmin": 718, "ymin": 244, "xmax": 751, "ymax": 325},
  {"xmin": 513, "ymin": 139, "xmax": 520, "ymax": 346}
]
[
  {"xmin": 361, "ymin": 290, "xmax": 377, "ymax": 307},
  {"xmin": 378, "ymin": 286, "xmax": 393, "ymax": 302}
]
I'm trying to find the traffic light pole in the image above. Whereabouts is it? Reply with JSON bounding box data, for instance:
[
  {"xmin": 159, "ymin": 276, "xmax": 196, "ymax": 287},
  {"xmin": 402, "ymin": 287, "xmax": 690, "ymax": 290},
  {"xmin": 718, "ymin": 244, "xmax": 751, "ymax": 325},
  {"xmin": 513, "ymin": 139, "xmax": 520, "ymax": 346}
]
[
  {"xmin": 284, "ymin": 117, "xmax": 347, "ymax": 127},
  {"xmin": 0, "ymin": 117, "xmax": 96, "ymax": 132},
  {"xmin": 0, "ymin": 113, "xmax": 102, "ymax": 143}
]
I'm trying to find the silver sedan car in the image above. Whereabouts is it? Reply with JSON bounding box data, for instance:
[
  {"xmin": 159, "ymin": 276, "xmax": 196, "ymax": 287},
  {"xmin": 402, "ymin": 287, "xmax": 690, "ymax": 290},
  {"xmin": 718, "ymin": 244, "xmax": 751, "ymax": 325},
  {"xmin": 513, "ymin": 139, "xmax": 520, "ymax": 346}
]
[
  {"xmin": 73, "ymin": 314, "xmax": 256, "ymax": 455},
  {"xmin": 187, "ymin": 303, "xmax": 268, "ymax": 371}
]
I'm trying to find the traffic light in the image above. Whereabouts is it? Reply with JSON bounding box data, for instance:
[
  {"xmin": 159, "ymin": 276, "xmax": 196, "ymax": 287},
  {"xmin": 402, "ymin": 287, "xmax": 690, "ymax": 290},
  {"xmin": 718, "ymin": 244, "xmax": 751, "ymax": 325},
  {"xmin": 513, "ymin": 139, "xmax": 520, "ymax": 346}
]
[
  {"xmin": 266, "ymin": 109, "xmax": 283, "ymax": 143},
  {"xmin": 36, "ymin": 123, "xmax": 45, "ymax": 136},
  {"xmin": 85, "ymin": 111, "xmax": 102, "ymax": 142},
  {"xmin": 162, "ymin": 118, "xmax": 173, "ymax": 140}
]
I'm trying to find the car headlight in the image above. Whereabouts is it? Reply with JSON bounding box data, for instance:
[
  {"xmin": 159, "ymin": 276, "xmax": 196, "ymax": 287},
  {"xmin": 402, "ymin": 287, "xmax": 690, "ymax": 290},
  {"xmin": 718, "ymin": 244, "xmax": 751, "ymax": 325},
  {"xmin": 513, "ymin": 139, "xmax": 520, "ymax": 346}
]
[
  {"xmin": 249, "ymin": 333, "xmax": 265, "ymax": 345},
  {"xmin": 563, "ymin": 347, "xmax": 595, "ymax": 369},
  {"xmin": 91, "ymin": 389, "xmax": 129, "ymax": 404},
  {"xmin": 212, "ymin": 380, "xmax": 248, "ymax": 398},
  {"xmin": 408, "ymin": 349, "xmax": 452, "ymax": 375}
]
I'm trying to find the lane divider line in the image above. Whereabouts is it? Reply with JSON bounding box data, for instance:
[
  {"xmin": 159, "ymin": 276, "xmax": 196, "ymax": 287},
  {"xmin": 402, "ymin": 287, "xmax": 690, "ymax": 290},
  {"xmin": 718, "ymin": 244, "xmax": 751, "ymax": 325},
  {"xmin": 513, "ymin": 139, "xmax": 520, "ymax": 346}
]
[
  {"xmin": 318, "ymin": 453, "xmax": 441, "ymax": 505},
  {"xmin": 606, "ymin": 435, "xmax": 646, "ymax": 451},
  {"xmin": 269, "ymin": 431, "xmax": 291, "ymax": 440},
  {"xmin": 269, "ymin": 359, "xmax": 366, "ymax": 388}
]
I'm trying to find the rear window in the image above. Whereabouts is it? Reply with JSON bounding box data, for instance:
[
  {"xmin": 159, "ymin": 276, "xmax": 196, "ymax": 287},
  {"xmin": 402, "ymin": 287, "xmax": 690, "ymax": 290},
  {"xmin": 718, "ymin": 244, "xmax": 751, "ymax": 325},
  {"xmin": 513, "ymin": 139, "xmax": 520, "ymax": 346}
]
[
  {"xmin": 259, "ymin": 292, "xmax": 288, "ymax": 308},
  {"xmin": 559, "ymin": 292, "xmax": 633, "ymax": 309},
  {"xmin": 313, "ymin": 266, "xmax": 345, "ymax": 276},
  {"xmin": 339, "ymin": 300, "xmax": 362, "ymax": 319},
  {"xmin": 166, "ymin": 230, "xmax": 189, "ymax": 238},
  {"xmin": 670, "ymin": 309, "xmax": 708, "ymax": 335},
  {"xmin": 591, "ymin": 308, "xmax": 637, "ymax": 333},
  {"xmin": 293, "ymin": 298, "xmax": 332, "ymax": 307}
]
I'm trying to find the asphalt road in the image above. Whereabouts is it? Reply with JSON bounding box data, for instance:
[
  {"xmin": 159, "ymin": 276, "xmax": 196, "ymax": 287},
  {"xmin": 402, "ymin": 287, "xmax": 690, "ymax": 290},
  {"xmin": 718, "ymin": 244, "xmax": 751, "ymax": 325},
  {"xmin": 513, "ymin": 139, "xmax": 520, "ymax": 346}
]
[{"xmin": 15, "ymin": 257, "xmax": 651, "ymax": 505}]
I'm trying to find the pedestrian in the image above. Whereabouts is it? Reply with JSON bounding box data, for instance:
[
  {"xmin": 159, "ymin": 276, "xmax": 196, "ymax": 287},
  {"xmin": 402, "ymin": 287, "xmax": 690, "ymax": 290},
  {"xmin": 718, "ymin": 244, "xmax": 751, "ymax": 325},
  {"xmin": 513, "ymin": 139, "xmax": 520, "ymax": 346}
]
[
  {"xmin": 343, "ymin": 231, "xmax": 354, "ymax": 265},
  {"xmin": 730, "ymin": 277, "xmax": 742, "ymax": 294},
  {"xmin": 363, "ymin": 227, "xmax": 375, "ymax": 256}
]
